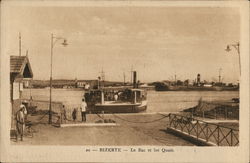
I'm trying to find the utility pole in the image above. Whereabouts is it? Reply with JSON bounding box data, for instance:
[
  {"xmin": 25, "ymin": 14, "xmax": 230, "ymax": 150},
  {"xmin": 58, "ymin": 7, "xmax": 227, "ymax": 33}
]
[
  {"xmin": 49, "ymin": 34, "xmax": 53, "ymax": 124},
  {"xmin": 48, "ymin": 33, "xmax": 68, "ymax": 124},
  {"xmin": 19, "ymin": 32, "xmax": 22, "ymax": 56},
  {"xmin": 18, "ymin": 33, "xmax": 22, "ymax": 101}
]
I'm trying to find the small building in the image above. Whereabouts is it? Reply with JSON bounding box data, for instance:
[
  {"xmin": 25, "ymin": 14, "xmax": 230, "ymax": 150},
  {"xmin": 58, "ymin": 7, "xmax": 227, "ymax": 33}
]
[
  {"xmin": 77, "ymin": 80, "xmax": 95, "ymax": 89},
  {"xmin": 77, "ymin": 81, "xmax": 87, "ymax": 88},
  {"xmin": 10, "ymin": 55, "xmax": 33, "ymax": 100},
  {"xmin": 10, "ymin": 55, "xmax": 33, "ymax": 129}
]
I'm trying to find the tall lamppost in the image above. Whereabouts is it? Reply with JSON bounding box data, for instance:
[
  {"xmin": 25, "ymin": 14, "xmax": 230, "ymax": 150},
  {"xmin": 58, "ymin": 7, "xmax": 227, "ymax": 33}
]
[
  {"xmin": 49, "ymin": 34, "xmax": 68, "ymax": 124},
  {"xmin": 225, "ymin": 42, "xmax": 240, "ymax": 75}
]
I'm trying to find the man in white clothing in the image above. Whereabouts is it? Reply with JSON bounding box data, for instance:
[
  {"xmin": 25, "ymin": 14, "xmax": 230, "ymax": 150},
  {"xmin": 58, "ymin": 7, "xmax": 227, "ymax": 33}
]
[
  {"xmin": 20, "ymin": 102, "xmax": 28, "ymax": 121},
  {"xmin": 81, "ymin": 99, "xmax": 87, "ymax": 122},
  {"xmin": 16, "ymin": 106, "xmax": 26, "ymax": 141}
]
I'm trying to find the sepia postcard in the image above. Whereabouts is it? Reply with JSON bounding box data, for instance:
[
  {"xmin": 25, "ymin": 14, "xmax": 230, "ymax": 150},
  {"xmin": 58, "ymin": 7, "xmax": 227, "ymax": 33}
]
[{"xmin": 0, "ymin": 0, "xmax": 249, "ymax": 162}]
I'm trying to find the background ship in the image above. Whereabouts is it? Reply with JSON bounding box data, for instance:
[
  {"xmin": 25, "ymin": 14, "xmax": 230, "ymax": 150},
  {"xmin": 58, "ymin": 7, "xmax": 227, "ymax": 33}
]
[{"xmin": 154, "ymin": 73, "xmax": 239, "ymax": 91}]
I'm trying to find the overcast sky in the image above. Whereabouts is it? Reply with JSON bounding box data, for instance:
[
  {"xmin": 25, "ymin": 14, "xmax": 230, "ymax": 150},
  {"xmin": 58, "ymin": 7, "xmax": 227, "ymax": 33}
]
[{"xmin": 5, "ymin": 6, "xmax": 240, "ymax": 83}]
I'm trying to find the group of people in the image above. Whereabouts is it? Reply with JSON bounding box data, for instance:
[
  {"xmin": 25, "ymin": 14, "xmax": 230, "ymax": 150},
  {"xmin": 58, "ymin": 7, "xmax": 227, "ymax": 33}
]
[
  {"xmin": 15, "ymin": 99, "xmax": 88, "ymax": 141},
  {"xmin": 63, "ymin": 98, "xmax": 87, "ymax": 122}
]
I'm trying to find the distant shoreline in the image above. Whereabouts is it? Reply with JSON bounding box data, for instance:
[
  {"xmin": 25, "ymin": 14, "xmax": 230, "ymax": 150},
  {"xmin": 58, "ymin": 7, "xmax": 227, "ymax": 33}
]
[
  {"xmin": 155, "ymin": 86, "xmax": 239, "ymax": 92},
  {"xmin": 24, "ymin": 87, "xmax": 239, "ymax": 92}
]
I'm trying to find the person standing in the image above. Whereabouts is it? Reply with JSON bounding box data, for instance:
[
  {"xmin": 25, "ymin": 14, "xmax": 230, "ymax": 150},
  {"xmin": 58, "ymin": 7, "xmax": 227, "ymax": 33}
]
[
  {"xmin": 20, "ymin": 102, "xmax": 28, "ymax": 121},
  {"xmin": 81, "ymin": 99, "xmax": 87, "ymax": 122},
  {"xmin": 72, "ymin": 108, "xmax": 77, "ymax": 122},
  {"xmin": 114, "ymin": 93, "xmax": 118, "ymax": 101},
  {"xmin": 16, "ymin": 106, "xmax": 25, "ymax": 141},
  {"xmin": 61, "ymin": 105, "xmax": 67, "ymax": 122}
]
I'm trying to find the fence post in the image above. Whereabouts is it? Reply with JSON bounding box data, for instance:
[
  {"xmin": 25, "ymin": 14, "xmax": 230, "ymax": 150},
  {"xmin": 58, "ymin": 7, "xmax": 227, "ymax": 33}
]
[
  {"xmin": 225, "ymin": 108, "xmax": 227, "ymax": 120},
  {"xmin": 181, "ymin": 116, "xmax": 183, "ymax": 131},
  {"xmin": 206, "ymin": 123, "xmax": 208, "ymax": 142},
  {"xmin": 60, "ymin": 112, "xmax": 63, "ymax": 124},
  {"xmin": 231, "ymin": 129, "xmax": 233, "ymax": 146},
  {"xmin": 174, "ymin": 114, "xmax": 177, "ymax": 128},
  {"xmin": 102, "ymin": 110, "xmax": 105, "ymax": 119},
  {"xmin": 217, "ymin": 126, "xmax": 220, "ymax": 146},
  {"xmin": 169, "ymin": 114, "xmax": 172, "ymax": 127},
  {"xmin": 196, "ymin": 120, "xmax": 199, "ymax": 139}
]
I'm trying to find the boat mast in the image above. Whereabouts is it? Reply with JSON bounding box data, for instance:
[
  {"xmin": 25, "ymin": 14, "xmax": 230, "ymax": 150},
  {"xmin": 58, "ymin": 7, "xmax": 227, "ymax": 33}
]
[
  {"xmin": 100, "ymin": 68, "xmax": 105, "ymax": 88},
  {"xmin": 123, "ymin": 72, "xmax": 126, "ymax": 85},
  {"xmin": 174, "ymin": 72, "xmax": 177, "ymax": 86},
  {"xmin": 218, "ymin": 68, "xmax": 222, "ymax": 84},
  {"xmin": 130, "ymin": 65, "xmax": 133, "ymax": 85}
]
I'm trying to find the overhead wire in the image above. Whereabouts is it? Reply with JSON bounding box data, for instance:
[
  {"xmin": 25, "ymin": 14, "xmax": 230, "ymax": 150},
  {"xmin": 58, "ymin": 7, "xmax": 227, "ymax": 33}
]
[{"xmin": 112, "ymin": 113, "xmax": 170, "ymax": 123}]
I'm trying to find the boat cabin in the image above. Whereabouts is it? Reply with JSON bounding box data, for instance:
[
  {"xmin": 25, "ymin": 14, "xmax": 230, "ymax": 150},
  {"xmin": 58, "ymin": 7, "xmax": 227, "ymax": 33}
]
[{"xmin": 84, "ymin": 88, "xmax": 147, "ymax": 105}]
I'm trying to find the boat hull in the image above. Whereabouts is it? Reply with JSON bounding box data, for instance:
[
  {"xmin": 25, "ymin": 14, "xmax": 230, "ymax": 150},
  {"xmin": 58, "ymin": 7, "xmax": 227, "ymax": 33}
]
[{"xmin": 87, "ymin": 101, "xmax": 147, "ymax": 114}]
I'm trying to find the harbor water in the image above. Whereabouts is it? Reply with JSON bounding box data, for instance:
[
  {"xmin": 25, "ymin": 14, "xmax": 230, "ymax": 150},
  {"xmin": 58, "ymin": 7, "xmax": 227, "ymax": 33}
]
[{"xmin": 22, "ymin": 89, "xmax": 239, "ymax": 113}]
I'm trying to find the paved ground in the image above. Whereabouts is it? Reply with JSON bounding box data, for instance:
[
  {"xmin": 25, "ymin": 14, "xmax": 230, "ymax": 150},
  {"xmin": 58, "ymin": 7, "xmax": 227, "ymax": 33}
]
[{"xmin": 12, "ymin": 113, "xmax": 195, "ymax": 146}]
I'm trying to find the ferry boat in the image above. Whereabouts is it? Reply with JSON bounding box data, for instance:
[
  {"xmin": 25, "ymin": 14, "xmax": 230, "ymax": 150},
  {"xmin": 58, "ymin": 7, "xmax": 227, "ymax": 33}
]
[{"xmin": 84, "ymin": 71, "xmax": 147, "ymax": 113}]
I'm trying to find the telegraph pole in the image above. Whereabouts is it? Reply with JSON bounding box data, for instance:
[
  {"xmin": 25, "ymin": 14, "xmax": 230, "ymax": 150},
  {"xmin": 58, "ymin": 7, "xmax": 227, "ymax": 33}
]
[
  {"xmin": 18, "ymin": 33, "xmax": 22, "ymax": 100},
  {"xmin": 19, "ymin": 32, "xmax": 22, "ymax": 56},
  {"xmin": 49, "ymin": 34, "xmax": 54, "ymax": 124},
  {"xmin": 48, "ymin": 34, "xmax": 68, "ymax": 124}
]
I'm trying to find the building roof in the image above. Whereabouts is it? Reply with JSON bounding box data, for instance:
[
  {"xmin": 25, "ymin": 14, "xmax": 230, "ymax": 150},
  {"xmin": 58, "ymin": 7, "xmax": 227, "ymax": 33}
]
[{"xmin": 10, "ymin": 55, "xmax": 33, "ymax": 78}]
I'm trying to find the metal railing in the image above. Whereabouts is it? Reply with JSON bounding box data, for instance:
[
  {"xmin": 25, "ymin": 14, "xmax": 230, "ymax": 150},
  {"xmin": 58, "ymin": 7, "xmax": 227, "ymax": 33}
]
[{"xmin": 168, "ymin": 114, "xmax": 239, "ymax": 146}]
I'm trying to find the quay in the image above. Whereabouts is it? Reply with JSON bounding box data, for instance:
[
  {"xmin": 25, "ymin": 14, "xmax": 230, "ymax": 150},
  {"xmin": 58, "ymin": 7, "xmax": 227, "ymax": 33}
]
[
  {"xmin": 60, "ymin": 122, "xmax": 120, "ymax": 127},
  {"xmin": 12, "ymin": 111, "xmax": 238, "ymax": 146},
  {"xmin": 12, "ymin": 113, "xmax": 195, "ymax": 146}
]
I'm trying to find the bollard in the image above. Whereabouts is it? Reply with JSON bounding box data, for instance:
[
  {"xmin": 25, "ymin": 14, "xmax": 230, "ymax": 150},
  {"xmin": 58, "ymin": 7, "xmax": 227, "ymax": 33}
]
[
  {"xmin": 61, "ymin": 113, "xmax": 63, "ymax": 124},
  {"xmin": 225, "ymin": 108, "xmax": 227, "ymax": 120}
]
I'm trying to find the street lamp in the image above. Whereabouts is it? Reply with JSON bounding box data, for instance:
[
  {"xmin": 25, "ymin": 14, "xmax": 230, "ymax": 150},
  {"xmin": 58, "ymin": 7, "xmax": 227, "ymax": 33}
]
[
  {"xmin": 49, "ymin": 34, "xmax": 68, "ymax": 124},
  {"xmin": 225, "ymin": 42, "xmax": 240, "ymax": 75}
]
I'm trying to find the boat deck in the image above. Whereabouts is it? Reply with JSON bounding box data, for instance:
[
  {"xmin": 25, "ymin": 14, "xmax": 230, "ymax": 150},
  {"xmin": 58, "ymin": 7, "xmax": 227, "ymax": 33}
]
[{"xmin": 95, "ymin": 101, "xmax": 141, "ymax": 106}]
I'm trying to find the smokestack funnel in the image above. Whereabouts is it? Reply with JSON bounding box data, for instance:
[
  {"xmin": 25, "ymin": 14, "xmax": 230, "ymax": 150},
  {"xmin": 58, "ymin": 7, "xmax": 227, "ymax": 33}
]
[{"xmin": 133, "ymin": 71, "xmax": 137, "ymax": 88}]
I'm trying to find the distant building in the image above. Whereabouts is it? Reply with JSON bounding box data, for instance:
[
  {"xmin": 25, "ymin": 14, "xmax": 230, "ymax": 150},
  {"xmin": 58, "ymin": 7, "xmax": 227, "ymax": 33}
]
[
  {"xmin": 77, "ymin": 81, "xmax": 86, "ymax": 88},
  {"xmin": 76, "ymin": 80, "xmax": 95, "ymax": 89}
]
